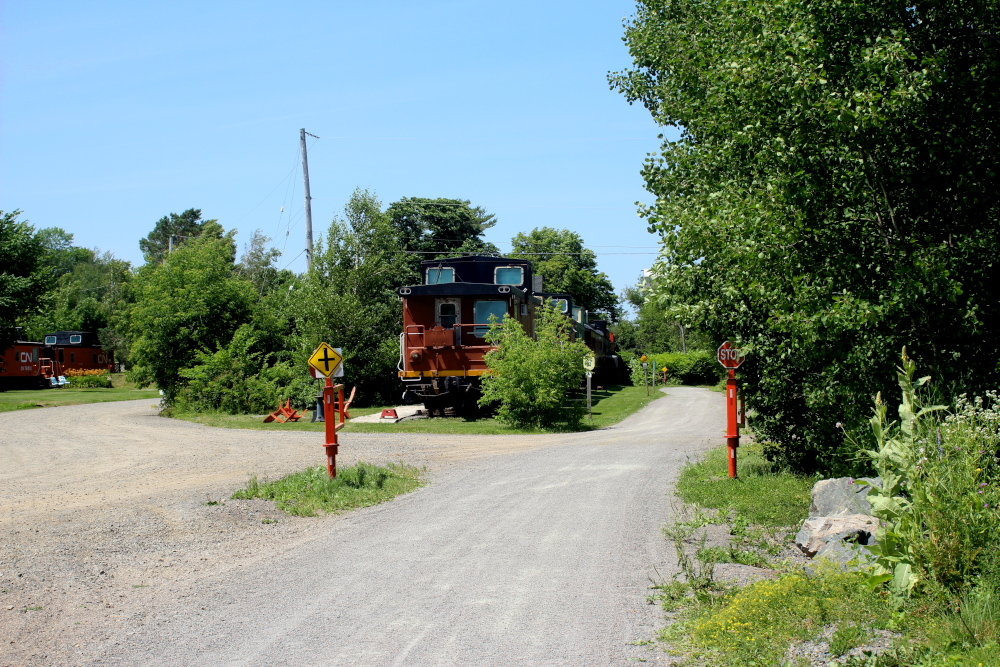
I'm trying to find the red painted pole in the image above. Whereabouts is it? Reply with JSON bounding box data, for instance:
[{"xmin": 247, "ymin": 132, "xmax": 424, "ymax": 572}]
[
  {"xmin": 726, "ymin": 369, "xmax": 739, "ymax": 478},
  {"xmin": 323, "ymin": 377, "xmax": 338, "ymax": 478}
]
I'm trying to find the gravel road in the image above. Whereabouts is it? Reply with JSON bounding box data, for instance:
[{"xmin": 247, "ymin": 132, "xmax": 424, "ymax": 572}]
[{"xmin": 1, "ymin": 387, "xmax": 724, "ymax": 666}]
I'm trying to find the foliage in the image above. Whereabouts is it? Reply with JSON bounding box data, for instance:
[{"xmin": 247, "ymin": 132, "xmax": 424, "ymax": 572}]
[
  {"xmin": 139, "ymin": 208, "xmax": 213, "ymax": 264},
  {"xmin": 386, "ymin": 196, "xmax": 499, "ymax": 277},
  {"xmin": 479, "ymin": 305, "xmax": 590, "ymax": 430},
  {"xmin": 66, "ymin": 372, "xmax": 113, "ymax": 388},
  {"xmin": 611, "ymin": 0, "xmax": 1000, "ymax": 473},
  {"xmin": 125, "ymin": 222, "xmax": 255, "ymax": 399},
  {"xmin": 617, "ymin": 275, "xmax": 711, "ymax": 354},
  {"xmin": 861, "ymin": 352, "xmax": 1000, "ymax": 598},
  {"xmin": 624, "ymin": 350, "xmax": 721, "ymax": 387},
  {"xmin": 231, "ymin": 462, "xmax": 423, "ymax": 517},
  {"xmin": 173, "ymin": 324, "xmax": 308, "ymax": 414},
  {"xmin": 508, "ymin": 227, "xmax": 619, "ymax": 320},
  {"xmin": 668, "ymin": 567, "xmax": 894, "ymax": 666},
  {"xmin": 293, "ymin": 189, "xmax": 408, "ymax": 407},
  {"xmin": 0, "ymin": 210, "xmax": 48, "ymax": 346}
]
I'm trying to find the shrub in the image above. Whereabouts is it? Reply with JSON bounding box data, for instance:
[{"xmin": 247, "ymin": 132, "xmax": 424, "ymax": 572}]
[
  {"xmin": 626, "ymin": 350, "xmax": 722, "ymax": 387},
  {"xmin": 479, "ymin": 305, "xmax": 590, "ymax": 429},
  {"xmin": 67, "ymin": 373, "xmax": 112, "ymax": 388},
  {"xmin": 861, "ymin": 350, "xmax": 1000, "ymax": 597}
]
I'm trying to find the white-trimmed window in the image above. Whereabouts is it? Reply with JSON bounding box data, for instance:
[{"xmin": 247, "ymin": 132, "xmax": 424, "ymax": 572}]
[
  {"xmin": 494, "ymin": 266, "xmax": 523, "ymax": 286},
  {"xmin": 549, "ymin": 298, "xmax": 569, "ymax": 314},
  {"xmin": 69, "ymin": 334, "xmax": 82, "ymax": 344},
  {"xmin": 474, "ymin": 300, "xmax": 508, "ymax": 336},
  {"xmin": 44, "ymin": 335, "xmax": 57, "ymax": 345},
  {"xmin": 426, "ymin": 267, "xmax": 455, "ymax": 285},
  {"xmin": 435, "ymin": 298, "xmax": 460, "ymax": 328}
]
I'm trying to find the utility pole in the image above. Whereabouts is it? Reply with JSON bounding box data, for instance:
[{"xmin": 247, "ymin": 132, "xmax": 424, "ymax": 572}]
[{"xmin": 300, "ymin": 128, "xmax": 320, "ymax": 270}]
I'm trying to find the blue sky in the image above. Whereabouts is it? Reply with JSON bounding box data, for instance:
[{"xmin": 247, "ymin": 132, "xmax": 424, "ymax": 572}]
[{"xmin": 1, "ymin": 1, "xmax": 676, "ymax": 298}]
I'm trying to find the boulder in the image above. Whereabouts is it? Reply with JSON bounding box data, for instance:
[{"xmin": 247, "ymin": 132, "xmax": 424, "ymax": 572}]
[
  {"xmin": 794, "ymin": 514, "xmax": 879, "ymax": 557},
  {"xmin": 808, "ymin": 477, "xmax": 880, "ymax": 517}
]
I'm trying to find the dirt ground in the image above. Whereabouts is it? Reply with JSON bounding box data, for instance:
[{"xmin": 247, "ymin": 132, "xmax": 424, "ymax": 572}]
[{"xmin": 0, "ymin": 399, "xmax": 565, "ymax": 666}]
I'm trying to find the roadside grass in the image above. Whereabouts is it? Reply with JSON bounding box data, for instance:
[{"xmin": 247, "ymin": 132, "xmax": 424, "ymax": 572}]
[
  {"xmin": 173, "ymin": 384, "xmax": 664, "ymax": 435},
  {"xmin": 0, "ymin": 375, "xmax": 160, "ymax": 413},
  {"xmin": 231, "ymin": 462, "xmax": 423, "ymax": 517},
  {"xmin": 675, "ymin": 442, "xmax": 816, "ymax": 527},
  {"xmin": 658, "ymin": 443, "xmax": 1000, "ymax": 666}
]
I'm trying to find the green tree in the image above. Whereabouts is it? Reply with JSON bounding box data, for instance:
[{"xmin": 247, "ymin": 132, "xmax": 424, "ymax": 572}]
[
  {"xmin": 611, "ymin": 0, "xmax": 1000, "ymax": 472},
  {"xmin": 139, "ymin": 208, "xmax": 213, "ymax": 264},
  {"xmin": 126, "ymin": 222, "xmax": 255, "ymax": 398},
  {"xmin": 386, "ymin": 197, "xmax": 499, "ymax": 276},
  {"xmin": 479, "ymin": 305, "xmax": 590, "ymax": 429},
  {"xmin": 0, "ymin": 210, "xmax": 48, "ymax": 347},
  {"xmin": 294, "ymin": 189, "xmax": 409, "ymax": 406},
  {"xmin": 509, "ymin": 227, "xmax": 620, "ymax": 320}
]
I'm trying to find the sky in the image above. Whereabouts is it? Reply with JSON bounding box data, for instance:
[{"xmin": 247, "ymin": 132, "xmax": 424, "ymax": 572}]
[{"xmin": 1, "ymin": 1, "xmax": 677, "ymax": 300}]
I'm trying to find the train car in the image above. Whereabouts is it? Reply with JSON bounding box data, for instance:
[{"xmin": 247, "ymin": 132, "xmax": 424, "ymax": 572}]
[
  {"xmin": 41, "ymin": 331, "xmax": 113, "ymax": 373},
  {"xmin": 0, "ymin": 341, "xmax": 65, "ymax": 389},
  {"xmin": 397, "ymin": 255, "xmax": 624, "ymax": 416}
]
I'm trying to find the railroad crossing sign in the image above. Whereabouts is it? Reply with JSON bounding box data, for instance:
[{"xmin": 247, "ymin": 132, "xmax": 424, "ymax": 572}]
[
  {"xmin": 308, "ymin": 342, "xmax": 344, "ymax": 378},
  {"xmin": 583, "ymin": 353, "xmax": 596, "ymax": 372},
  {"xmin": 717, "ymin": 341, "xmax": 745, "ymax": 369}
]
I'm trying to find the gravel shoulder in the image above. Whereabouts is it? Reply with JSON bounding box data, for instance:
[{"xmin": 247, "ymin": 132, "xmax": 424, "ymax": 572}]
[{"xmin": 1, "ymin": 388, "xmax": 724, "ymax": 666}]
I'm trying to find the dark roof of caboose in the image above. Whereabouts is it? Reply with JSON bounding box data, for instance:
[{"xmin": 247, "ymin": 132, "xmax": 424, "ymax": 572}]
[
  {"xmin": 43, "ymin": 331, "xmax": 101, "ymax": 346},
  {"xmin": 418, "ymin": 255, "xmax": 533, "ymax": 285}
]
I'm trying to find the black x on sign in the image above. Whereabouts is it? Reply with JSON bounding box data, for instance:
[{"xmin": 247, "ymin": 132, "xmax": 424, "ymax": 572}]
[{"xmin": 308, "ymin": 342, "xmax": 344, "ymax": 378}]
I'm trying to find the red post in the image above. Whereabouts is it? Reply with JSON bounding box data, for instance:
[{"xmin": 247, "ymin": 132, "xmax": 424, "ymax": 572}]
[
  {"xmin": 726, "ymin": 369, "xmax": 740, "ymax": 478},
  {"xmin": 323, "ymin": 378, "xmax": 338, "ymax": 478}
]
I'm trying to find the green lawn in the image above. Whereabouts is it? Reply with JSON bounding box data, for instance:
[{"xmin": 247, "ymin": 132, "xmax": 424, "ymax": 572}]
[
  {"xmin": 174, "ymin": 384, "xmax": 665, "ymax": 435},
  {"xmin": 0, "ymin": 384, "xmax": 161, "ymax": 413}
]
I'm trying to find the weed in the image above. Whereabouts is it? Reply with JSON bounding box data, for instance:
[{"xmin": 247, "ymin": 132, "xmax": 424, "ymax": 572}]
[
  {"xmin": 202, "ymin": 500, "xmax": 221, "ymax": 506},
  {"xmin": 830, "ymin": 623, "xmax": 869, "ymax": 656},
  {"xmin": 232, "ymin": 462, "xmax": 423, "ymax": 517},
  {"xmin": 131, "ymin": 584, "xmax": 148, "ymax": 588},
  {"xmin": 261, "ymin": 517, "xmax": 278, "ymax": 524},
  {"xmin": 24, "ymin": 606, "xmax": 42, "ymax": 611}
]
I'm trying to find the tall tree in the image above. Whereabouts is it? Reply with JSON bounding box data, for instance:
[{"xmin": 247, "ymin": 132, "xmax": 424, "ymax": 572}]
[
  {"xmin": 0, "ymin": 210, "xmax": 47, "ymax": 346},
  {"xmin": 509, "ymin": 227, "xmax": 620, "ymax": 320},
  {"xmin": 611, "ymin": 0, "xmax": 1000, "ymax": 472},
  {"xmin": 139, "ymin": 208, "xmax": 214, "ymax": 264},
  {"xmin": 386, "ymin": 197, "xmax": 499, "ymax": 275},
  {"xmin": 295, "ymin": 189, "xmax": 410, "ymax": 405},
  {"xmin": 126, "ymin": 222, "xmax": 255, "ymax": 398}
]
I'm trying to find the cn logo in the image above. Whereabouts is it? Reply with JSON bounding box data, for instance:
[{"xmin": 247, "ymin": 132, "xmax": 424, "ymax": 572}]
[
  {"xmin": 717, "ymin": 341, "xmax": 745, "ymax": 369},
  {"xmin": 19, "ymin": 352, "xmax": 30, "ymax": 363}
]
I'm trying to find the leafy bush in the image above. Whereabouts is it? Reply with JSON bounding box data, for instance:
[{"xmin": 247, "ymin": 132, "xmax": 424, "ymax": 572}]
[
  {"xmin": 66, "ymin": 373, "xmax": 112, "ymax": 388},
  {"xmin": 174, "ymin": 324, "xmax": 313, "ymax": 414},
  {"xmin": 626, "ymin": 350, "xmax": 722, "ymax": 387},
  {"xmin": 861, "ymin": 350, "xmax": 1000, "ymax": 597},
  {"xmin": 479, "ymin": 305, "xmax": 590, "ymax": 429}
]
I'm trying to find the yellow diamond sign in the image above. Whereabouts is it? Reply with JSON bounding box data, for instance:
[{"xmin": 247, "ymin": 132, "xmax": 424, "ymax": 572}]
[{"xmin": 308, "ymin": 342, "xmax": 344, "ymax": 378}]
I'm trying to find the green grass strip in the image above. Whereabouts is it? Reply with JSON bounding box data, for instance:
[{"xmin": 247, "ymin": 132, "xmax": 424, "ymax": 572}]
[
  {"xmin": 676, "ymin": 442, "xmax": 816, "ymax": 527},
  {"xmin": 176, "ymin": 384, "xmax": 664, "ymax": 435},
  {"xmin": 231, "ymin": 462, "xmax": 423, "ymax": 517},
  {"xmin": 0, "ymin": 385, "xmax": 161, "ymax": 412}
]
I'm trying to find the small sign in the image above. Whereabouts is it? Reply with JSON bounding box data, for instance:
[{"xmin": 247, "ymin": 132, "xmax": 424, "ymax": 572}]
[
  {"xmin": 717, "ymin": 341, "xmax": 745, "ymax": 369},
  {"xmin": 309, "ymin": 343, "xmax": 344, "ymax": 378},
  {"xmin": 640, "ymin": 355, "xmax": 648, "ymax": 363},
  {"xmin": 583, "ymin": 354, "xmax": 596, "ymax": 371}
]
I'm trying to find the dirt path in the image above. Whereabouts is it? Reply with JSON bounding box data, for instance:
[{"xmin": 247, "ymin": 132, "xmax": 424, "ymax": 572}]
[{"xmin": 1, "ymin": 388, "xmax": 724, "ymax": 666}]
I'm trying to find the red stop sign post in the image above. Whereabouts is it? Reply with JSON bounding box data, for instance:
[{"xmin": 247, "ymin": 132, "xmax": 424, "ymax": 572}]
[{"xmin": 717, "ymin": 341, "xmax": 745, "ymax": 478}]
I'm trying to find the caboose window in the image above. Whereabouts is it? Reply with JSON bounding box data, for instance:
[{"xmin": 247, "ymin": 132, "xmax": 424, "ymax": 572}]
[
  {"xmin": 44, "ymin": 335, "xmax": 57, "ymax": 345},
  {"xmin": 435, "ymin": 299, "xmax": 460, "ymax": 329},
  {"xmin": 474, "ymin": 300, "xmax": 507, "ymax": 336},
  {"xmin": 426, "ymin": 267, "xmax": 454, "ymax": 284},
  {"xmin": 494, "ymin": 266, "xmax": 523, "ymax": 285},
  {"xmin": 549, "ymin": 298, "xmax": 569, "ymax": 314},
  {"xmin": 69, "ymin": 334, "xmax": 82, "ymax": 344}
]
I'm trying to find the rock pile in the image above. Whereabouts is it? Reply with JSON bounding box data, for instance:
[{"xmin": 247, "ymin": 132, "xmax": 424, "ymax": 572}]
[{"xmin": 794, "ymin": 477, "xmax": 880, "ymax": 564}]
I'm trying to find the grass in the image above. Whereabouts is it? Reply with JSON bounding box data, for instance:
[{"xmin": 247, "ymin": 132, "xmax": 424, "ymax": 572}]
[
  {"xmin": 231, "ymin": 461, "xmax": 424, "ymax": 517},
  {"xmin": 173, "ymin": 384, "xmax": 665, "ymax": 435},
  {"xmin": 0, "ymin": 375, "xmax": 160, "ymax": 413},
  {"xmin": 676, "ymin": 441, "xmax": 817, "ymax": 528}
]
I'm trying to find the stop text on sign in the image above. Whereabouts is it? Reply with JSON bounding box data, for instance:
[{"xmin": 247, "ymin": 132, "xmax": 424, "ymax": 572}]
[{"xmin": 717, "ymin": 341, "xmax": 745, "ymax": 369}]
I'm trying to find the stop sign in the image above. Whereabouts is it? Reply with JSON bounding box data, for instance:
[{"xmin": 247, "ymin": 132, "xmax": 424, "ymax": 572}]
[{"xmin": 717, "ymin": 341, "xmax": 745, "ymax": 369}]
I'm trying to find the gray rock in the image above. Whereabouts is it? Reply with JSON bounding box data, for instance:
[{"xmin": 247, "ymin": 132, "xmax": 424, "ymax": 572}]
[
  {"xmin": 808, "ymin": 477, "xmax": 880, "ymax": 517},
  {"xmin": 813, "ymin": 540, "xmax": 875, "ymax": 567},
  {"xmin": 795, "ymin": 514, "xmax": 878, "ymax": 557}
]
